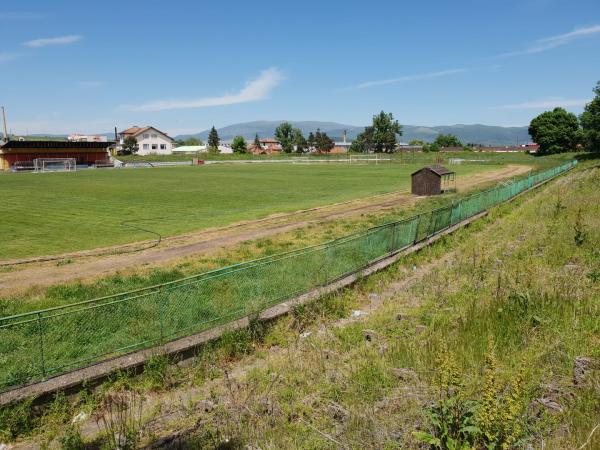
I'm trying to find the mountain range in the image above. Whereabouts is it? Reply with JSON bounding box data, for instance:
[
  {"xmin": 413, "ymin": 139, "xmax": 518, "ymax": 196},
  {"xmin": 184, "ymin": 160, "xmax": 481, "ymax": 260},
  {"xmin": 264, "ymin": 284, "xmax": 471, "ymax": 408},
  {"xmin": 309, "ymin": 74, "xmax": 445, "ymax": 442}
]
[{"xmin": 175, "ymin": 121, "xmax": 532, "ymax": 146}]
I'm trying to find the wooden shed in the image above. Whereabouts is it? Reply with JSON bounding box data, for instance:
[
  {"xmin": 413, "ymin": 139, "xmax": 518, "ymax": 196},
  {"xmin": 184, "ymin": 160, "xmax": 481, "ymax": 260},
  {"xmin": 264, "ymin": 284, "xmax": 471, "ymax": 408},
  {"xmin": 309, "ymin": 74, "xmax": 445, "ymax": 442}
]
[{"xmin": 411, "ymin": 166, "xmax": 455, "ymax": 196}]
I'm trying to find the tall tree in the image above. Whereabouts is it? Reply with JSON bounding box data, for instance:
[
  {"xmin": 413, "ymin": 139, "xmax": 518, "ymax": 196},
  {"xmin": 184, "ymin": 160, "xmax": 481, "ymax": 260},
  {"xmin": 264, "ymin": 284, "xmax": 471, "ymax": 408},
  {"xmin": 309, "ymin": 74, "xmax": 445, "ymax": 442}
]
[
  {"xmin": 529, "ymin": 107, "xmax": 580, "ymax": 155},
  {"xmin": 349, "ymin": 126, "xmax": 375, "ymax": 153},
  {"xmin": 121, "ymin": 136, "xmax": 138, "ymax": 155},
  {"xmin": 314, "ymin": 129, "xmax": 335, "ymax": 153},
  {"xmin": 352, "ymin": 111, "xmax": 402, "ymax": 153},
  {"xmin": 372, "ymin": 111, "xmax": 402, "ymax": 153},
  {"xmin": 274, "ymin": 122, "xmax": 294, "ymax": 153},
  {"xmin": 580, "ymin": 81, "xmax": 600, "ymax": 153},
  {"xmin": 207, "ymin": 126, "xmax": 220, "ymax": 152},
  {"xmin": 433, "ymin": 134, "xmax": 462, "ymax": 148},
  {"xmin": 231, "ymin": 135, "xmax": 248, "ymax": 154},
  {"xmin": 307, "ymin": 131, "xmax": 316, "ymax": 151},
  {"xmin": 293, "ymin": 128, "xmax": 308, "ymax": 153},
  {"xmin": 253, "ymin": 133, "xmax": 261, "ymax": 149}
]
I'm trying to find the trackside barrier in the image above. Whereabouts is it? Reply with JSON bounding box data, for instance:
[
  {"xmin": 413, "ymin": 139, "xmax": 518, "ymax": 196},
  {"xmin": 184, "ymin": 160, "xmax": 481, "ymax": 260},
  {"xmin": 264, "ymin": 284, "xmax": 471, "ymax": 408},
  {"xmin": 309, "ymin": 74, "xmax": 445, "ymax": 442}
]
[{"xmin": 0, "ymin": 161, "xmax": 577, "ymax": 391}]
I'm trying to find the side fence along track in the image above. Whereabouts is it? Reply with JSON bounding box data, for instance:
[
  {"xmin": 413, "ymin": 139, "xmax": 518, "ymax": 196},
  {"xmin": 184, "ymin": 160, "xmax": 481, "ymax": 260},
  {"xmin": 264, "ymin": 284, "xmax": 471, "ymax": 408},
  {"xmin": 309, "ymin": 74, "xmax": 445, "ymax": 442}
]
[{"xmin": 0, "ymin": 161, "xmax": 577, "ymax": 392}]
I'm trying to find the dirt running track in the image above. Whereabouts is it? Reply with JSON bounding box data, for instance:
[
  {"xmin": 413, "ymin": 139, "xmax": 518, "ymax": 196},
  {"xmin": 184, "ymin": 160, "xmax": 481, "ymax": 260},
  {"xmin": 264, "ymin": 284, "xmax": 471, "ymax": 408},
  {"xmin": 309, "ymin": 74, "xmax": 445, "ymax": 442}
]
[{"xmin": 0, "ymin": 165, "xmax": 530, "ymax": 295}]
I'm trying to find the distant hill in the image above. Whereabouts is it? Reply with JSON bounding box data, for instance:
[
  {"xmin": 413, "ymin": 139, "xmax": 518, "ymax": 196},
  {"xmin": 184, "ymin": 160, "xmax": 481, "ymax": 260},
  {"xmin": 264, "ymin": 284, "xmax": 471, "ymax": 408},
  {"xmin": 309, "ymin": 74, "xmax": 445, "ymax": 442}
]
[{"xmin": 176, "ymin": 121, "xmax": 531, "ymax": 146}]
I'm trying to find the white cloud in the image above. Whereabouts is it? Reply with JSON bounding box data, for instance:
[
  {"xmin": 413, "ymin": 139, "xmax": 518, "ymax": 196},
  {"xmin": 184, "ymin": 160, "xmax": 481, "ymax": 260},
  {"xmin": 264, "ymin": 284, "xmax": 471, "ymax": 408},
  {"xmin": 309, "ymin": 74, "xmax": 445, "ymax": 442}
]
[
  {"xmin": 125, "ymin": 67, "xmax": 285, "ymax": 112},
  {"xmin": 0, "ymin": 52, "xmax": 15, "ymax": 63},
  {"xmin": 343, "ymin": 68, "xmax": 468, "ymax": 90},
  {"xmin": 22, "ymin": 35, "xmax": 82, "ymax": 48},
  {"xmin": 498, "ymin": 24, "xmax": 600, "ymax": 57},
  {"xmin": 496, "ymin": 98, "xmax": 589, "ymax": 109}
]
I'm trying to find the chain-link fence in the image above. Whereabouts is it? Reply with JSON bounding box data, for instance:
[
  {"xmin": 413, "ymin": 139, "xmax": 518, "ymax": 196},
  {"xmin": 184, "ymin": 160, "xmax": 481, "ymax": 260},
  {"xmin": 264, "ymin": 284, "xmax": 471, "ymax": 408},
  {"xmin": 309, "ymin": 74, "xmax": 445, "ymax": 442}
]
[{"xmin": 0, "ymin": 161, "xmax": 577, "ymax": 391}]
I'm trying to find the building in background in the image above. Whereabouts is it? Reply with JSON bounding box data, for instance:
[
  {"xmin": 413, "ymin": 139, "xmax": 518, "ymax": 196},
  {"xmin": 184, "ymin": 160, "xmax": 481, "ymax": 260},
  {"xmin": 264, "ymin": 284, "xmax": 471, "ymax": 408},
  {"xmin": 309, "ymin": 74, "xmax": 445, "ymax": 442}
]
[
  {"xmin": 0, "ymin": 140, "xmax": 113, "ymax": 171},
  {"xmin": 118, "ymin": 126, "xmax": 174, "ymax": 155},
  {"xmin": 68, "ymin": 134, "xmax": 108, "ymax": 142},
  {"xmin": 332, "ymin": 131, "xmax": 352, "ymax": 153},
  {"xmin": 248, "ymin": 138, "xmax": 282, "ymax": 155}
]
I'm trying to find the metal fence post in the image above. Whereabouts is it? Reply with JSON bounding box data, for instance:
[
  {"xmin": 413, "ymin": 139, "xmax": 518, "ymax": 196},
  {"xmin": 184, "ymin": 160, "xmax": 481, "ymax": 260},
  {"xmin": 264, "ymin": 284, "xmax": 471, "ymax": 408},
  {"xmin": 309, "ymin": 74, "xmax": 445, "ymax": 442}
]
[
  {"xmin": 37, "ymin": 313, "xmax": 46, "ymax": 379},
  {"xmin": 389, "ymin": 223, "xmax": 397, "ymax": 253},
  {"xmin": 158, "ymin": 288, "xmax": 165, "ymax": 344}
]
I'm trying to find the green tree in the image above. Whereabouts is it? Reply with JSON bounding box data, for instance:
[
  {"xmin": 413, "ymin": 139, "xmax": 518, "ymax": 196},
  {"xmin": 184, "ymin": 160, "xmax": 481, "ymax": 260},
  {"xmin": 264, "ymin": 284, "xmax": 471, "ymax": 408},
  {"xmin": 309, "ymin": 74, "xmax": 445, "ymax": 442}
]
[
  {"xmin": 207, "ymin": 126, "xmax": 220, "ymax": 152},
  {"xmin": 293, "ymin": 128, "xmax": 308, "ymax": 153},
  {"xmin": 408, "ymin": 139, "xmax": 425, "ymax": 146},
  {"xmin": 274, "ymin": 122, "xmax": 294, "ymax": 153},
  {"xmin": 529, "ymin": 107, "xmax": 580, "ymax": 155},
  {"xmin": 231, "ymin": 135, "xmax": 247, "ymax": 154},
  {"xmin": 352, "ymin": 111, "xmax": 402, "ymax": 153},
  {"xmin": 372, "ymin": 111, "xmax": 402, "ymax": 153},
  {"xmin": 121, "ymin": 135, "xmax": 138, "ymax": 155},
  {"xmin": 307, "ymin": 131, "xmax": 316, "ymax": 151},
  {"xmin": 184, "ymin": 137, "xmax": 203, "ymax": 146},
  {"xmin": 349, "ymin": 126, "xmax": 375, "ymax": 153},
  {"xmin": 434, "ymin": 134, "xmax": 462, "ymax": 148},
  {"xmin": 423, "ymin": 142, "xmax": 440, "ymax": 152},
  {"xmin": 253, "ymin": 133, "xmax": 261, "ymax": 148},
  {"xmin": 314, "ymin": 129, "xmax": 335, "ymax": 153},
  {"xmin": 580, "ymin": 81, "xmax": 600, "ymax": 153}
]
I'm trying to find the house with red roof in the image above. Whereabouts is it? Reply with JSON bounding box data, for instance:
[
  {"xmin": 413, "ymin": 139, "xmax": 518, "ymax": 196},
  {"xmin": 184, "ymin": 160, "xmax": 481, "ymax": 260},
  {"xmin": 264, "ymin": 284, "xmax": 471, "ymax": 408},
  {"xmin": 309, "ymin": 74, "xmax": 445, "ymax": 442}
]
[{"xmin": 118, "ymin": 126, "xmax": 174, "ymax": 155}]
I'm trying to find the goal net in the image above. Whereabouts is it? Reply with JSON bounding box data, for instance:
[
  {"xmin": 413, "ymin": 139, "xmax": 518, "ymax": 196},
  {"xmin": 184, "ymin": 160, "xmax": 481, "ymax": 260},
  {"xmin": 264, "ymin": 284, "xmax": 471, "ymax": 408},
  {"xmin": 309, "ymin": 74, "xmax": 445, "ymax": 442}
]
[{"xmin": 33, "ymin": 158, "xmax": 77, "ymax": 173}]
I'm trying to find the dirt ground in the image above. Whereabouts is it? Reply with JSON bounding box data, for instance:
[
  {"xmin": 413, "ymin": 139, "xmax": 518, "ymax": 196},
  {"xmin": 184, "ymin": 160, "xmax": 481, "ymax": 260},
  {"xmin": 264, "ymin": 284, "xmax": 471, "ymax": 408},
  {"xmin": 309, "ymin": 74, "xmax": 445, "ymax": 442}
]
[{"xmin": 0, "ymin": 165, "xmax": 530, "ymax": 295}]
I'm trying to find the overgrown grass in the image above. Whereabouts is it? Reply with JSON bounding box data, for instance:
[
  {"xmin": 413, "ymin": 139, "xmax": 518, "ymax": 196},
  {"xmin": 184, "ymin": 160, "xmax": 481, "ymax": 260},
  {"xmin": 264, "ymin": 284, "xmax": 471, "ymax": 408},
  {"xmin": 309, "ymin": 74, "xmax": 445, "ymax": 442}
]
[
  {"xmin": 1, "ymin": 164, "xmax": 596, "ymax": 448},
  {"xmin": 0, "ymin": 162, "xmax": 574, "ymax": 392},
  {"xmin": 163, "ymin": 165, "xmax": 597, "ymax": 449}
]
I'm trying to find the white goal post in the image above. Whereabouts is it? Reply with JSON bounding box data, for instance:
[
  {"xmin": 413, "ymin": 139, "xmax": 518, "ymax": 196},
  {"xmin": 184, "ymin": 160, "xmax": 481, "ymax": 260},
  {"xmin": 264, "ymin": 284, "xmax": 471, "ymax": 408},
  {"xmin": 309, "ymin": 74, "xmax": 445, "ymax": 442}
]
[{"xmin": 33, "ymin": 158, "xmax": 77, "ymax": 173}]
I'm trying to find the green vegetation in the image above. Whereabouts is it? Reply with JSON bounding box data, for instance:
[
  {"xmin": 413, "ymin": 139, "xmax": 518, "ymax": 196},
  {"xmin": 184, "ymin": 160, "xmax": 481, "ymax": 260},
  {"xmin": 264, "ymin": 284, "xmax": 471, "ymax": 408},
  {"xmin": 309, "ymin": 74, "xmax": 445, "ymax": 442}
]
[
  {"xmin": 529, "ymin": 107, "xmax": 580, "ymax": 155},
  {"xmin": 0, "ymin": 162, "xmax": 574, "ymax": 394},
  {"xmin": 313, "ymin": 128, "xmax": 335, "ymax": 153},
  {"xmin": 0, "ymin": 163, "xmax": 495, "ymax": 259},
  {"xmin": 274, "ymin": 121, "xmax": 295, "ymax": 153},
  {"xmin": 207, "ymin": 126, "xmax": 219, "ymax": 152},
  {"xmin": 174, "ymin": 137, "xmax": 203, "ymax": 147},
  {"xmin": 350, "ymin": 110, "xmax": 402, "ymax": 153},
  {"xmin": 119, "ymin": 136, "xmax": 138, "ymax": 155},
  {"xmin": 580, "ymin": 81, "xmax": 600, "ymax": 153},
  {"xmin": 170, "ymin": 164, "xmax": 598, "ymax": 449},
  {"xmin": 527, "ymin": 79, "xmax": 600, "ymax": 155},
  {"xmin": 1, "ymin": 162, "xmax": 594, "ymax": 449},
  {"xmin": 231, "ymin": 135, "xmax": 247, "ymax": 153}
]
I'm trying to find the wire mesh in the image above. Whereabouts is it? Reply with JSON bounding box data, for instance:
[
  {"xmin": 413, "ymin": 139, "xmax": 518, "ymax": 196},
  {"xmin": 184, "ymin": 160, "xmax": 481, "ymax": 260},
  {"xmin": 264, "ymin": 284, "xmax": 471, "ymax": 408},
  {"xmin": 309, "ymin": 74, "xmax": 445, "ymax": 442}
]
[{"xmin": 0, "ymin": 161, "xmax": 577, "ymax": 391}]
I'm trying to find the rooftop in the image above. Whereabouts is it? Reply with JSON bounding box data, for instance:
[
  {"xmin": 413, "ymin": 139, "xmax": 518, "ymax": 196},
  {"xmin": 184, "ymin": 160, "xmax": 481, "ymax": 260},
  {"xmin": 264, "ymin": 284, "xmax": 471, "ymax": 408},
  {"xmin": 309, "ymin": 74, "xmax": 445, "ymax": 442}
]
[
  {"xmin": 412, "ymin": 165, "xmax": 455, "ymax": 177},
  {"xmin": 1, "ymin": 140, "xmax": 114, "ymax": 150}
]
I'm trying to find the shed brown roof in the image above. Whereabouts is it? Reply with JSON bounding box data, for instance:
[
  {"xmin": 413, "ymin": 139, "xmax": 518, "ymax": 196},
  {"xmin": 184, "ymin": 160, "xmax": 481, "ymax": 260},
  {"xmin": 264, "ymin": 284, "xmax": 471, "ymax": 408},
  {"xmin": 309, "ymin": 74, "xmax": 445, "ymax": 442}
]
[{"xmin": 411, "ymin": 166, "xmax": 454, "ymax": 177}]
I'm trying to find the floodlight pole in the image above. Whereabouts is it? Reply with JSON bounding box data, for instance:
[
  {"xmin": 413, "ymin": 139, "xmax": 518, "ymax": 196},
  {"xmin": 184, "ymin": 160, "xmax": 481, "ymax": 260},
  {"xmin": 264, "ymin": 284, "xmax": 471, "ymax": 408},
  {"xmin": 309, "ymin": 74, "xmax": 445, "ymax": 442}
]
[{"xmin": 1, "ymin": 106, "xmax": 8, "ymax": 143}]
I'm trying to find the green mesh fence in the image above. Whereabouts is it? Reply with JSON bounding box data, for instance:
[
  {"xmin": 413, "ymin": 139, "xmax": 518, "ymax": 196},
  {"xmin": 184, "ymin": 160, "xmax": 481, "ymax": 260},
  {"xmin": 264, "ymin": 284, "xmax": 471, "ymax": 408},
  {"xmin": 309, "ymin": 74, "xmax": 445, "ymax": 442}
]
[{"xmin": 0, "ymin": 161, "xmax": 577, "ymax": 391}]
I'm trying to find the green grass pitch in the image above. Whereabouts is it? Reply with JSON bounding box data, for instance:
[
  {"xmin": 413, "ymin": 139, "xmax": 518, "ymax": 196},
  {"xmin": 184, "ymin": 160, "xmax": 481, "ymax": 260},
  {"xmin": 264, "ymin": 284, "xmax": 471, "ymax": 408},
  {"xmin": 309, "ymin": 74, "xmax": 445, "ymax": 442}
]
[{"xmin": 0, "ymin": 163, "xmax": 495, "ymax": 259}]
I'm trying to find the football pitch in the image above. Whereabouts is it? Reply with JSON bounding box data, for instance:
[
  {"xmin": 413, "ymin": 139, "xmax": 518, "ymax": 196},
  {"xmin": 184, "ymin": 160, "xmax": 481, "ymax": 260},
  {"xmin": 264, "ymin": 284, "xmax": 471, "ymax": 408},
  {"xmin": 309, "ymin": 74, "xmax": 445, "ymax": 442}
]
[{"xmin": 0, "ymin": 163, "xmax": 496, "ymax": 259}]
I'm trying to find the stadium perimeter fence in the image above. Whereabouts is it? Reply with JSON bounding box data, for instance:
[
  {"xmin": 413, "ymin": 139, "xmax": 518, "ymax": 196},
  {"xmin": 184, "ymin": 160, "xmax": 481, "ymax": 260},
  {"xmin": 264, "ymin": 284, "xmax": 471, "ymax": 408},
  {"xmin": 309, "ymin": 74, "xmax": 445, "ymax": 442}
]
[{"xmin": 0, "ymin": 160, "xmax": 577, "ymax": 391}]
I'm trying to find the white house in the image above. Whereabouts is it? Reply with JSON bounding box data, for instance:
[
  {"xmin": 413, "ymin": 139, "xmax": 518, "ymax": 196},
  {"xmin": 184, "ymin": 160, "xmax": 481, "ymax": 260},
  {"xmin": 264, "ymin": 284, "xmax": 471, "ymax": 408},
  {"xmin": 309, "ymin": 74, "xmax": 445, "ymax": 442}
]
[{"xmin": 119, "ymin": 126, "xmax": 174, "ymax": 155}]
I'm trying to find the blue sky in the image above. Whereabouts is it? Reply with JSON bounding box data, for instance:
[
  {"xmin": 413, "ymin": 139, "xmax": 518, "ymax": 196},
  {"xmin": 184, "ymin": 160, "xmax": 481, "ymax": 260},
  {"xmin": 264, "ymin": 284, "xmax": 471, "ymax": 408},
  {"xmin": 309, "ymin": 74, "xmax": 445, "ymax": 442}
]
[{"xmin": 1, "ymin": 0, "xmax": 599, "ymax": 135}]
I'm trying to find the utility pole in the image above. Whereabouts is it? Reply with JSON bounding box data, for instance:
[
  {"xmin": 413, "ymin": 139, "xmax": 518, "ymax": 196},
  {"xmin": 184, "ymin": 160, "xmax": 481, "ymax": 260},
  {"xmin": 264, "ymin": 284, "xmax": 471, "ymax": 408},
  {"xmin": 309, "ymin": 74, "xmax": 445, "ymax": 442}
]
[{"xmin": 1, "ymin": 107, "xmax": 8, "ymax": 143}]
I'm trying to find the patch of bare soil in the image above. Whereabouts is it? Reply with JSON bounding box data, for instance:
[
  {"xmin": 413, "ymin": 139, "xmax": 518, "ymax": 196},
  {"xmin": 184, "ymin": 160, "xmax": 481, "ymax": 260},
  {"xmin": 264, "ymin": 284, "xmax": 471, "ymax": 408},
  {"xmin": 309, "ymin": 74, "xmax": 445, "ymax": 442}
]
[{"xmin": 0, "ymin": 165, "xmax": 530, "ymax": 296}]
